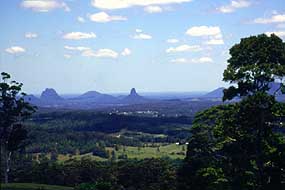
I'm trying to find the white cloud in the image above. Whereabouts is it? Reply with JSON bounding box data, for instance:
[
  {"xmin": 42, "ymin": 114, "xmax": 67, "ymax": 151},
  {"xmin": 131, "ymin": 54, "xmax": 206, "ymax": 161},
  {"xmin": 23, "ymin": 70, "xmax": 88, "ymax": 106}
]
[
  {"xmin": 64, "ymin": 46, "xmax": 91, "ymax": 51},
  {"xmin": 186, "ymin": 26, "xmax": 221, "ymax": 36},
  {"xmin": 171, "ymin": 57, "xmax": 213, "ymax": 63},
  {"xmin": 64, "ymin": 54, "xmax": 71, "ymax": 59},
  {"xmin": 144, "ymin": 6, "xmax": 163, "ymax": 13},
  {"xmin": 77, "ymin": 16, "xmax": 86, "ymax": 23},
  {"xmin": 186, "ymin": 26, "xmax": 224, "ymax": 45},
  {"xmin": 265, "ymin": 31, "xmax": 285, "ymax": 37},
  {"xmin": 21, "ymin": 0, "xmax": 70, "ymax": 12},
  {"xmin": 194, "ymin": 57, "xmax": 213, "ymax": 63},
  {"xmin": 166, "ymin": 38, "xmax": 179, "ymax": 43},
  {"xmin": 121, "ymin": 48, "xmax": 131, "ymax": 56},
  {"xmin": 170, "ymin": 58, "xmax": 187, "ymax": 63},
  {"xmin": 254, "ymin": 14, "xmax": 285, "ymax": 24},
  {"xmin": 89, "ymin": 12, "xmax": 127, "ymax": 23},
  {"xmin": 63, "ymin": 32, "xmax": 96, "ymax": 40},
  {"xmin": 217, "ymin": 0, "xmax": 251, "ymax": 13},
  {"xmin": 25, "ymin": 32, "xmax": 38, "ymax": 38},
  {"xmin": 166, "ymin": 44, "xmax": 202, "ymax": 53},
  {"xmin": 132, "ymin": 33, "xmax": 152, "ymax": 40},
  {"xmin": 91, "ymin": 0, "xmax": 193, "ymax": 10},
  {"xmin": 82, "ymin": 49, "xmax": 119, "ymax": 58},
  {"xmin": 132, "ymin": 31, "xmax": 152, "ymax": 40},
  {"xmin": 5, "ymin": 46, "xmax": 26, "ymax": 54},
  {"xmin": 135, "ymin": 29, "xmax": 143, "ymax": 33},
  {"xmin": 65, "ymin": 45, "xmax": 119, "ymax": 58}
]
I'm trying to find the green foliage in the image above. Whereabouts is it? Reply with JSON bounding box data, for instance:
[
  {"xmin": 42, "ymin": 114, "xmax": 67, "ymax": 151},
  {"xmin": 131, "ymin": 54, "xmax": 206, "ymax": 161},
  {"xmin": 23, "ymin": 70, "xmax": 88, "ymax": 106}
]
[
  {"xmin": 0, "ymin": 72, "xmax": 36, "ymax": 183},
  {"xmin": 116, "ymin": 158, "xmax": 177, "ymax": 190},
  {"xmin": 0, "ymin": 72, "xmax": 36, "ymax": 149},
  {"xmin": 9, "ymin": 158, "xmax": 177, "ymax": 190},
  {"xmin": 23, "ymin": 111, "xmax": 192, "ymax": 155},
  {"xmin": 223, "ymin": 34, "xmax": 285, "ymax": 101},
  {"xmin": 179, "ymin": 95, "xmax": 285, "ymax": 190},
  {"xmin": 179, "ymin": 34, "xmax": 285, "ymax": 190}
]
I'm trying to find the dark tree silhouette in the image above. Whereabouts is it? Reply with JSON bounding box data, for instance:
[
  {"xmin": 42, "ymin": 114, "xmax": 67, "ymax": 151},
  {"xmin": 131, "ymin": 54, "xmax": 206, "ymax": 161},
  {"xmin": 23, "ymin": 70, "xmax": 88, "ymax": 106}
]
[
  {"xmin": 178, "ymin": 34, "xmax": 285, "ymax": 190},
  {"xmin": 223, "ymin": 34, "xmax": 285, "ymax": 101},
  {"xmin": 0, "ymin": 72, "xmax": 36, "ymax": 183}
]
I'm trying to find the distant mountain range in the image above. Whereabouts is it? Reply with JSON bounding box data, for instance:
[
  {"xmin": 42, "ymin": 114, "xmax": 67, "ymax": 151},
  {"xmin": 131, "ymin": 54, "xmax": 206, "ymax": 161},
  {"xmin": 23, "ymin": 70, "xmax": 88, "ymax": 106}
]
[
  {"xmin": 201, "ymin": 82, "xmax": 285, "ymax": 100},
  {"xmin": 24, "ymin": 83, "xmax": 285, "ymax": 109},
  {"xmin": 25, "ymin": 87, "xmax": 150, "ymax": 108}
]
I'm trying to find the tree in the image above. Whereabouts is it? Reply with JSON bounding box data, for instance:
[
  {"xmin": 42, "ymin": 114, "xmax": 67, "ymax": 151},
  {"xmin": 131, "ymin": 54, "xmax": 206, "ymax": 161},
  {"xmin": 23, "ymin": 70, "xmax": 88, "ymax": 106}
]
[
  {"xmin": 223, "ymin": 34, "xmax": 285, "ymax": 101},
  {"xmin": 0, "ymin": 72, "xmax": 36, "ymax": 183},
  {"xmin": 117, "ymin": 158, "xmax": 177, "ymax": 190},
  {"xmin": 178, "ymin": 34, "xmax": 285, "ymax": 190},
  {"xmin": 179, "ymin": 95, "xmax": 285, "ymax": 190},
  {"xmin": 222, "ymin": 34, "xmax": 285, "ymax": 189}
]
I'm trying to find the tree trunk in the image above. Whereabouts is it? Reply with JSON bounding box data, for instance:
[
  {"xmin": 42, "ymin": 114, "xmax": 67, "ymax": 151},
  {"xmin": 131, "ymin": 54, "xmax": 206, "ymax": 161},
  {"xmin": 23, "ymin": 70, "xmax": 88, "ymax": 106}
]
[
  {"xmin": 2, "ymin": 145, "xmax": 10, "ymax": 184},
  {"xmin": 256, "ymin": 108, "xmax": 266, "ymax": 190}
]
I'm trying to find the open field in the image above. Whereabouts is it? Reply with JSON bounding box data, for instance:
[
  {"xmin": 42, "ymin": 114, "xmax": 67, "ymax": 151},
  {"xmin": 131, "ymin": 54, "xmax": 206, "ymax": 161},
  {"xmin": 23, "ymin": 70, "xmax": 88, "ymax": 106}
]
[
  {"xmin": 56, "ymin": 143, "xmax": 187, "ymax": 162},
  {"xmin": 106, "ymin": 143, "xmax": 187, "ymax": 160}
]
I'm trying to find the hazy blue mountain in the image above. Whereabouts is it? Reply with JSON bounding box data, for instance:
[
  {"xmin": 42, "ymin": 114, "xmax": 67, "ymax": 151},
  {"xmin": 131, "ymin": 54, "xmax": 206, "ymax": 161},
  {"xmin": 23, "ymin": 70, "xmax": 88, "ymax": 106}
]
[
  {"xmin": 72, "ymin": 91, "xmax": 118, "ymax": 103},
  {"xmin": 23, "ymin": 94, "xmax": 42, "ymax": 105},
  {"xmin": 203, "ymin": 87, "xmax": 225, "ymax": 98},
  {"xmin": 202, "ymin": 83, "xmax": 285, "ymax": 101},
  {"xmin": 122, "ymin": 88, "xmax": 148, "ymax": 104},
  {"xmin": 40, "ymin": 88, "xmax": 64, "ymax": 103},
  {"xmin": 79, "ymin": 91, "xmax": 102, "ymax": 98}
]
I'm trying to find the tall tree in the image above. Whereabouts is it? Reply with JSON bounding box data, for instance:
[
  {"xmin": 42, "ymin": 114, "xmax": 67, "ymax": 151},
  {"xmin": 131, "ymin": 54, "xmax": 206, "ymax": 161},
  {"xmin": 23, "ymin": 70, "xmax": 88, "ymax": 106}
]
[
  {"xmin": 223, "ymin": 34, "xmax": 285, "ymax": 101},
  {"xmin": 222, "ymin": 34, "xmax": 285, "ymax": 189},
  {"xmin": 178, "ymin": 34, "xmax": 285, "ymax": 190},
  {"xmin": 0, "ymin": 72, "xmax": 36, "ymax": 183}
]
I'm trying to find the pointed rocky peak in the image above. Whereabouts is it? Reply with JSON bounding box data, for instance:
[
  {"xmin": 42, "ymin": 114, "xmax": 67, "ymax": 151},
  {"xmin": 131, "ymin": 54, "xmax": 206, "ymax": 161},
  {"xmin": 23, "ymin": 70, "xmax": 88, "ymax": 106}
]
[
  {"xmin": 122, "ymin": 88, "xmax": 147, "ymax": 104},
  {"xmin": 40, "ymin": 88, "xmax": 63, "ymax": 102},
  {"xmin": 130, "ymin": 88, "xmax": 138, "ymax": 97}
]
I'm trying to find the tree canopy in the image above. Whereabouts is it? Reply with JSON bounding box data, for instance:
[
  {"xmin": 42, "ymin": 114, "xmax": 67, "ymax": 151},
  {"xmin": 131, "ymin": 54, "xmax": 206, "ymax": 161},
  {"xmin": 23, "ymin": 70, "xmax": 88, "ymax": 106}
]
[
  {"xmin": 223, "ymin": 34, "xmax": 285, "ymax": 101},
  {"xmin": 179, "ymin": 34, "xmax": 285, "ymax": 190}
]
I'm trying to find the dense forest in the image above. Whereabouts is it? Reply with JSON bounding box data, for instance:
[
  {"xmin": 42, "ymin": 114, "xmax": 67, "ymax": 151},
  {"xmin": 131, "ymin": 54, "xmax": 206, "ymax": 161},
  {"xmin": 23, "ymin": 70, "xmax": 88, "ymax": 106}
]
[
  {"xmin": 24, "ymin": 112, "xmax": 193, "ymax": 157},
  {"xmin": 1, "ymin": 34, "xmax": 285, "ymax": 190}
]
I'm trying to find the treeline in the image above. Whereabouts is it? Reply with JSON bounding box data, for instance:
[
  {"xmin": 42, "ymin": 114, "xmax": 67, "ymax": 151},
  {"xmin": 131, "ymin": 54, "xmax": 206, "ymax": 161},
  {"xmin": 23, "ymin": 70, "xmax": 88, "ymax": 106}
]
[
  {"xmin": 31, "ymin": 111, "xmax": 193, "ymax": 134},
  {"xmin": 9, "ymin": 156, "xmax": 178, "ymax": 190}
]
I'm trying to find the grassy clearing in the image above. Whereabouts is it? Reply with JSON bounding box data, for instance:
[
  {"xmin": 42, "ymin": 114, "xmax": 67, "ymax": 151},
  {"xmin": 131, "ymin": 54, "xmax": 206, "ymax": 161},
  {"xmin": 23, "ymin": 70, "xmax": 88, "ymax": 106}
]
[
  {"xmin": 57, "ymin": 153, "xmax": 107, "ymax": 162},
  {"xmin": 106, "ymin": 143, "xmax": 186, "ymax": 160},
  {"xmin": 55, "ymin": 143, "xmax": 186, "ymax": 162},
  {"xmin": 0, "ymin": 183, "xmax": 73, "ymax": 190}
]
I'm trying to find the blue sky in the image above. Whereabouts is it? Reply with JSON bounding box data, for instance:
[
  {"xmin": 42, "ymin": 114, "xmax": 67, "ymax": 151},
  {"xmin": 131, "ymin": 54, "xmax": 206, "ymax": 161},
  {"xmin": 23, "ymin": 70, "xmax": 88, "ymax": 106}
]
[{"xmin": 0, "ymin": 0, "xmax": 285, "ymax": 94}]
